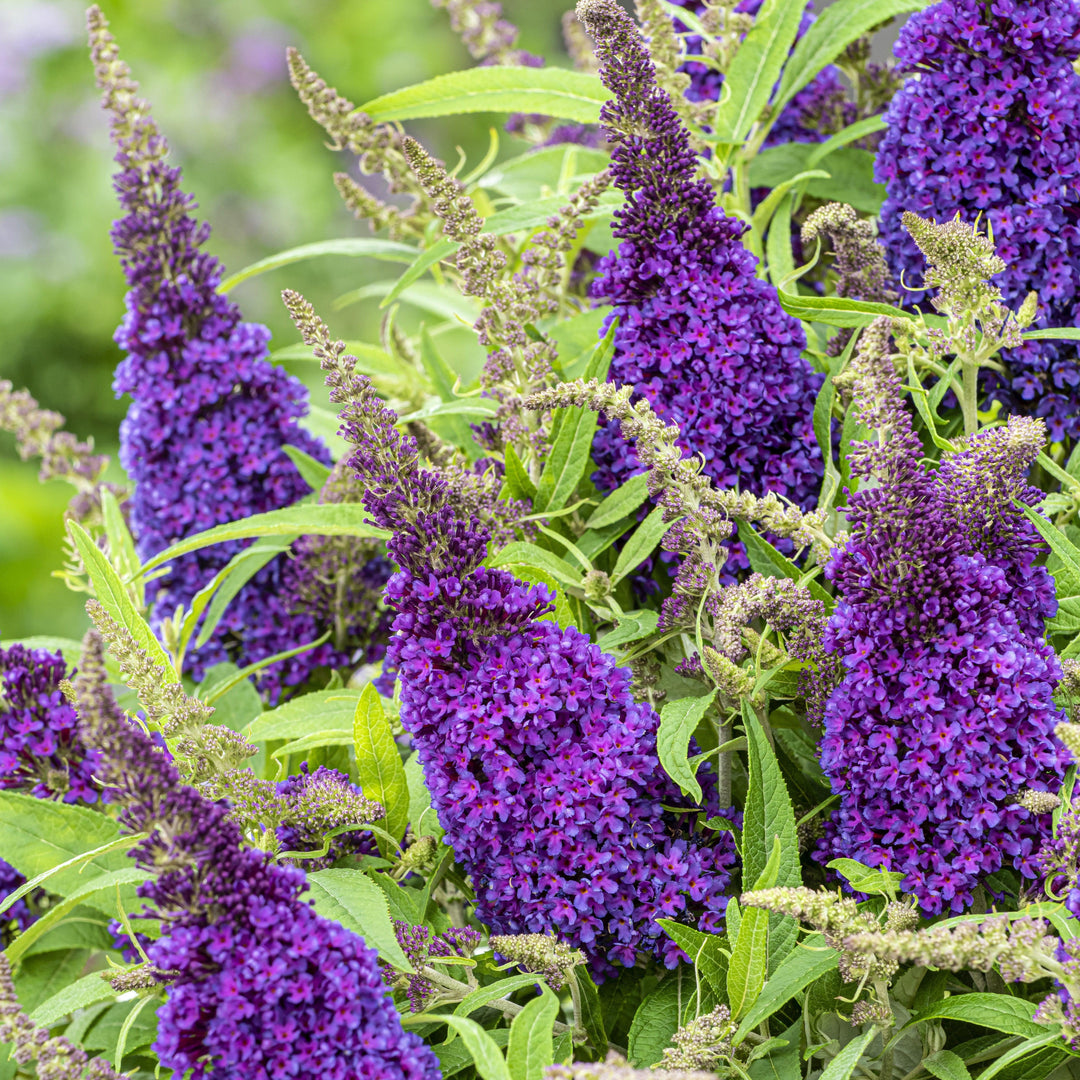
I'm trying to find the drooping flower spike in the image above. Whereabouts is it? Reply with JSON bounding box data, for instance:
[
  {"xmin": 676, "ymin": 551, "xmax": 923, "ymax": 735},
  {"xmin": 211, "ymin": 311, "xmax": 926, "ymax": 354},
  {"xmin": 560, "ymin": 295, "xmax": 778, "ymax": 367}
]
[
  {"xmin": 577, "ymin": 0, "xmax": 823, "ymax": 578},
  {"xmin": 815, "ymin": 321, "xmax": 1068, "ymax": 914},
  {"xmin": 285, "ymin": 292, "xmax": 740, "ymax": 977},
  {"xmin": 876, "ymin": 0, "xmax": 1080, "ymax": 442},
  {"xmin": 69, "ymin": 629, "xmax": 440, "ymax": 1080},
  {"xmin": 88, "ymin": 7, "xmax": 386, "ymax": 697}
]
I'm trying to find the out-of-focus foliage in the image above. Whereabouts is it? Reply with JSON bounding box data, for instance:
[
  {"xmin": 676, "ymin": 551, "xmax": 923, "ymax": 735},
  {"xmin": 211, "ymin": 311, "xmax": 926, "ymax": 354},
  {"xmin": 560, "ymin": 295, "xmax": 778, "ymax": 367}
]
[{"xmin": 0, "ymin": 0, "xmax": 571, "ymax": 635}]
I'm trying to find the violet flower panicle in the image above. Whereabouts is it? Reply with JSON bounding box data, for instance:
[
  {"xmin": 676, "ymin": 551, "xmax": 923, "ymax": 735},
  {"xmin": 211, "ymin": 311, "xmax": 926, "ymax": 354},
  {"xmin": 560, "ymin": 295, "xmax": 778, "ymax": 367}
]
[
  {"xmin": 67, "ymin": 629, "xmax": 439, "ymax": 1080},
  {"xmin": 814, "ymin": 323, "xmax": 1068, "ymax": 914},
  {"xmin": 876, "ymin": 0, "xmax": 1080, "ymax": 442},
  {"xmin": 88, "ymin": 8, "xmax": 376, "ymax": 699},
  {"xmin": 577, "ymin": 0, "xmax": 823, "ymax": 581},
  {"xmin": 284, "ymin": 292, "xmax": 740, "ymax": 978}
]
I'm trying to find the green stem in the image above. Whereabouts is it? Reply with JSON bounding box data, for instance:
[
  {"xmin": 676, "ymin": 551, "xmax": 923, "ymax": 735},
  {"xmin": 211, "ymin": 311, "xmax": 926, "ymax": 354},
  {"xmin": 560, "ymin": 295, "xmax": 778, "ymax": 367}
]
[
  {"xmin": 874, "ymin": 980, "xmax": 895, "ymax": 1080},
  {"xmin": 960, "ymin": 354, "xmax": 980, "ymax": 436},
  {"xmin": 717, "ymin": 717, "xmax": 733, "ymax": 809}
]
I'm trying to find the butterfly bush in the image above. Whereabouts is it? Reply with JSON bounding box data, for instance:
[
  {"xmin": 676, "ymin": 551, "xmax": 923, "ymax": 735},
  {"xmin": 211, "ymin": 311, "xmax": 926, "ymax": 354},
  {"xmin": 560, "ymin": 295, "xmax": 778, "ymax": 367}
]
[
  {"xmin": 815, "ymin": 321, "xmax": 1068, "ymax": 913},
  {"xmin": 88, "ymin": 11, "xmax": 390, "ymax": 697},
  {"xmin": 286, "ymin": 293, "xmax": 739, "ymax": 978},
  {"xmin": 69, "ymin": 630, "xmax": 439, "ymax": 1080},
  {"xmin": 15, "ymin": 0, "xmax": 1080, "ymax": 1071},
  {"xmin": 876, "ymin": 0, "xmax": 1080, "ymax": 440},
  {"xmin": 579, "ymin": 0, "xmax": 822, "ymax": 575}
]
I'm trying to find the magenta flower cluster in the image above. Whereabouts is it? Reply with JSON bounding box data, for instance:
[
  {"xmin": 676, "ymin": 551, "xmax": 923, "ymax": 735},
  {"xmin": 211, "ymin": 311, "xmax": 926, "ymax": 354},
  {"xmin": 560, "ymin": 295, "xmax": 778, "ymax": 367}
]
[
  {"xmin": 816, "ymin": 419, "xmax": 1068, "ymax": 914},
  {"xmin": 150, "ymin": 862, "xmax": 438, "ymax": 1080},
  {"xmin": 92, "ymin": 22, "xmax": 363, "ymax": 698},
  {"xmin": 391, "ymin": 922, "xmax": 482, "ymax": 1011},
  {"xmin": 585, "ymin": 0, "xmax": 822, "ymax": 570},
  {"xmin": 78, "ymin": 655, "xmax": 438, "ymax": 1080},
  {"xmin": 875, "ymin": 0, "xmax": 1080, "ymax": 441},
  {"xmin": 0, "ymin": 644, "xmax": 101, "ymax": 804},
  {"xmin": 338, "ymin": 369, "xmax": 739, "ymax": 979}
]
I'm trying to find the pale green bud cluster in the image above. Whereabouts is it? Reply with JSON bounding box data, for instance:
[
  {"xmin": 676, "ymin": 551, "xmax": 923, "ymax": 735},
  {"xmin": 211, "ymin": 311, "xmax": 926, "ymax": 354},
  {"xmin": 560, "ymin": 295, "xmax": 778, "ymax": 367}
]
[
  {"xmin": 659, "ymin": 1005, "xmax": 736, "ymax": 1071},
  {"xmin": 842, "ymin": 916, "xmax": 1058, "ymax": 985},
  {"xmin": 546, "ymin": 1052, "xmax": 715, "ymax": 1080},
  {"xmin": 741, "ymin": 886, "xmax": 898, "ymax": 982},
  {"xmin": 490, "ymin": 932, "xmax": 585, "ymax": 992}
]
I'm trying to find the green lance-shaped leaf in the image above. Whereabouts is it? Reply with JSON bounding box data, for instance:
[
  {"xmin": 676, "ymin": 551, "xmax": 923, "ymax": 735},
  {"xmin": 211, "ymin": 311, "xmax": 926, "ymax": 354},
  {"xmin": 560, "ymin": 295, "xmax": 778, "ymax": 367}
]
[
  {"xmin": 305, "ymin": 867, "xmax": 413, "ymax": 971},
  {"xmin": 30, "ymin": 973, "xmax": 119, "ymax": 1029},
  {"xmin": 922, "ymin": 1050, "xmax": 973, "ymax": 1080},
  {"xmin": 610, "ymin": 505, "xmax": 673, "ymax": 585},
  {"xmin": 353, "ymin": 683, "xmax": 410, "ymax": 853},
  {"xmin": 507, "ymin": 985, "xmax": 560, "ymax": 1080},
  {"xmin": 1019, "ymin": 502, "xmax": 1080, "ymax": 583},
  {"xmin": 67, "ymin": 521, "xmax": 172, "ymax": 673},
  {"xmin": 138, "ymin": 505, "xmax": 390, "ymax": 575},
  {"xmin": 533, "ymin": 322, "xmax": 615, "ymax": 513},
  {"xmin": 655, "ymin": 920, "xmax": 729, "ymax": 1001},
  {"xmin": 490, "ymin": 543, "xmax": 583, "ymax": 589},
  {"xmin": 452, "ymin": 974, "xmax": 554, "ymax": 1020},
  {"xmin": 734, "ymin": 933, "xmax": 838, "ymax": 1041},
  {"xmin": 909, "ymin": 994, "xmax": 1046, "ymax": 1040},
  {"xmin": 402, "ymin": 1014, "xmax": 512, "ymax": 1080},
  {"xmin": 5, "ymin": 868, "xmax": 149, "ymax": 962},
  {"xmin": 657, "ymin": 691, "xmax": 717, "ymax": 802},
  {"xmin": 586, "ymin": 473, "xmax": 650, "ymax": 530},
  {"xmin": 360, "ymin": 67, "xmax": 609, "ymax": 124},
  {"xmin": 742, "ymin": 701, "xmax": 801, "ymax": 972},
  {"xmin": 712, "ymin": 0, "xmax": 807, "ymax": 146},
  {"xmin": 246, "ymin": 689, "xmax": 363, "ymax": 742},
  {"xmin": 0, "ymin": 790, "xmax": 137, "ymax": 907},
  {"xmin": 736, "ymin": 521, "xmax": 831, "ymax": 606},
  {"xmin": 777, "ymin": 291, "xmax": 919, "ymax": 329},
  {"xmin": 727, "ymin": 838, "xmax": 781, "ymax": 1021},
  {"xmin": 627, "ymin": 978, "xmax": 682, "ymax": 1067},
  {"xmin": 219, "ymin": 238, "xmax": 417, "ymax": 292},
  {"xmin": 772, "ymin": 0, "xmax": 933, "ymax": 117},
  {"xmin": 819, "ymin": 1029, "xmax": 875, "ymax": 1080}
]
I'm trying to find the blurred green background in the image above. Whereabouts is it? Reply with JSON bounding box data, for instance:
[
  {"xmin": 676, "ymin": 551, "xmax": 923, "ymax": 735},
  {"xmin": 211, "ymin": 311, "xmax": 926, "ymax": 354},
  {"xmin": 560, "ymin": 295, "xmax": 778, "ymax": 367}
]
[{"xmin": 0, "ymin": 0, "xmax": 576, "ymax": 640}]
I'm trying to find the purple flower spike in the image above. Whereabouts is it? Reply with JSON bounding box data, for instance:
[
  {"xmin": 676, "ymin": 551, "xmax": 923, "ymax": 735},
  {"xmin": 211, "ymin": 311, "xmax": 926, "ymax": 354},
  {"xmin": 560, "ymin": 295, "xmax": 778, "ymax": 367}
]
[
  {"xmin": 311, "ymin": 311, "xmax": 742, "ymax": 979},
  {"xmin": 815, "ymin": 354, "xmax": 1069, "ymax": 914},
  {"xmin": 577, "ymin": 0, "xmax": 823, "ymax": 579},
  {"xmin": 88, "ymin": 9, "xmax": 351, "ymax": 698},
  {"xmin": 70, "ymin": 630, "xmax": 440, "ymax": 1080},
  {"xmin": 876, "ymin": 0, "xmax": 1080, "ymax": 442}
]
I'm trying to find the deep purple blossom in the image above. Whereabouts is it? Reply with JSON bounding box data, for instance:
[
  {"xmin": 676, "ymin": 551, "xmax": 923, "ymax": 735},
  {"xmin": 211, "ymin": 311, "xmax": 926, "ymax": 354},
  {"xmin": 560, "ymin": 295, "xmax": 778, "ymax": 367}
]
[
  {"xmin": 322, "ymin": 348, "xmax": 740, "ymax": 980},
  {"xmin": 0, "ymin": 644, "xmax": 101, "ymax": 804},
  {"xmin": 89, "ymin": 11, "xmax": 372, "ymax": 698},
  {"xmin": 815, "ymin": 379, "xmax": 1068, "ymax": 912},
  {"xmin": 390, "ymin": 922, "xmax": 482, "ymax": 1011},
  {"xmin": 70, "ymin": 630, "xmax": 439, "ymax": 1080},
  {"xmin": 580, "ymin": 0, "xmax": 822, "ymax": 579},
  {"xmin": 876, "ymin": 0, "xmax": 1080, "ymax": 441}
]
